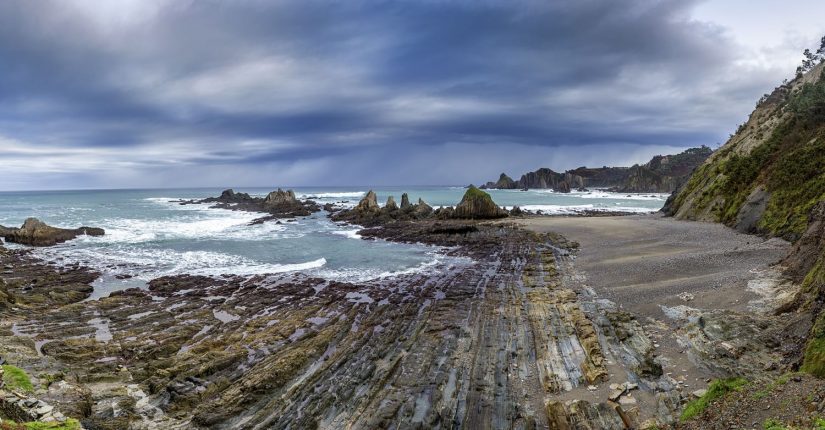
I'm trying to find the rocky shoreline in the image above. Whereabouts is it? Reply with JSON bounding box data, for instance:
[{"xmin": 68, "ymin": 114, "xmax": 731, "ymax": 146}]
[{"xmin": 0, "ymin": 187, "xmax": 820, "ymax": 429}]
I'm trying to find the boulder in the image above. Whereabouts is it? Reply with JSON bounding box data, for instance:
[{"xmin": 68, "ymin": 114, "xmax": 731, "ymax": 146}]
[
  {"xmin": 356, "ymin": 191, "xmax": 380, "ymax": 213},
  {"xmin": 385, "ymin": 196, "xmax": 398, "ymax": 211},
  {"xmin": 452, "ymin": 187, "xmax": 509, "ymax": 219},
  {"xmin": 400, "ymin": 193, "xmax": 412, "ymax": 210},
  {"xmin": 1, "ymin": 218, "xmax": 104, "ymax": 247},
  {"xmin": 264, "ymin": 188, "xmax": 299, "ymax": 207}
]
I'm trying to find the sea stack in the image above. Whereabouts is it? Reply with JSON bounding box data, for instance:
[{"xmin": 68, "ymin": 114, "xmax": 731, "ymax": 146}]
[
  {"xmin": 356, "ymin": 190, "xmax": 380, "ymax": 213},
  {"xmin": 385, "ymin": 196, "xmax": 398, "ymax": 211},
  {"xmin": 415, "ymin": 198, "xmax": 433, "ymax": 216},
  {"xmin": 264, "ymin": 188, "xmax": 299, "ymax": 207},
  {"xmin": 400, "ymin": 193, "xmax": 412, "ymax": 210},
  {"xmin": 453, "ymin": 186, "xmax": 509, "ymax": 219}
]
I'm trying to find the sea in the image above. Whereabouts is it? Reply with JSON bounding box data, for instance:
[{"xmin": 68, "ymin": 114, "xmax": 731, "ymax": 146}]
[{"xmin": 0, "ymin": 187, "xmax": 667, "ymax": 299}]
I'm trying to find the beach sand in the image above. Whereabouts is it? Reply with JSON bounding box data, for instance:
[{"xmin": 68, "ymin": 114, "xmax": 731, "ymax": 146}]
[{"xmin": 516, "ymin": 214, "xmax": 791, "ymax": 319}]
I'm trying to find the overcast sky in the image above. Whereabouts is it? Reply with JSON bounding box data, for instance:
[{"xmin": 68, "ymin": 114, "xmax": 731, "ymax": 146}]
[{"xmin": 1, "ymin": 0, "xmax": 823, "ymax": 190}]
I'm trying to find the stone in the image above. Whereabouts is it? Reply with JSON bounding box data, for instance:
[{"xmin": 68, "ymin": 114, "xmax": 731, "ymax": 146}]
[
  {"xmin": 415, "ymin": 198, "xmax": 433, "ymax": 216},
  {"xmin": 356, "ymin": 191, "xmax": 380, "ymax": 213},
  {"xmin": 692, "ymin": 389, "xmax": 708, "ymax": 398},
  {"xmin": 452, "ymin": 186, "xmax": 508, "ymax": 219},
  {"xmin": 1, "ymin": 218, "xmax": 105, "ymax": 246},
  {"xmin": 608, "ymin": 389, "xmax": 625, "ymax": 402},
  {"xmin": 400, "ymin": 193, "xmax": 412, "ymax": 210},
  {"xmin": 384, "ymin": 196, "xmax": 398, "ymax": 211}
]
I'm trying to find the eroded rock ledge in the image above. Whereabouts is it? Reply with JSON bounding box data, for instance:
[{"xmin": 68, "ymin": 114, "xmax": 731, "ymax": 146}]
[{"xmin": 0, "ymin": 218, "xmax": 104, "ymax": 247}]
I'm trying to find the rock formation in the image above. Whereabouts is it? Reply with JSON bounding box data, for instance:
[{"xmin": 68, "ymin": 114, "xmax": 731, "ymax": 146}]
[
  {"xmin": 452, "ymin": 187, "xmax": 509, "ymax": 219},
  {"xmin": 481, "ymin": 146, "xmax": 711, "ymax": 193},
  {"xmin": 415, "ymin": 198, "xmax": 433, "ymax": 216},
  {"xmin": 0, "ymin": 218, "xmax": 104, "ymax": 246},
  {"xmin": 188, "ymin": 188, "xmax": 320, "ymax": 219},
  {"xmin": 400, "ymin": 193, "xmax": 411, "ymax": 210},
  {"xmin": 355, "ymin": 190, "xmax": 380, "ymax": 213},
  {"xmin": 384, "ymin": 195, "xmax": 398, "ymax": 211}
]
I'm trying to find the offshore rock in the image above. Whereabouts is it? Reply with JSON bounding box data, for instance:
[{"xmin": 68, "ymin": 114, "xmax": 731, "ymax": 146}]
[
  {"xmin": 400, "ymin": 193, "xmax": 411, "ymax": 210},
  {"xmin": 188, "ymin": 188, "xmax": 320, "ymax": 219},
  {"xmin": 264, "ymin": 188, "xmax": 299, "ymax": 207},
  {"xmin": 415, "ymin": 198, "xmax": 433, "ymax": 216},
  {"xmin": 384, "ymin": 196, "xmax": 398, "ymax": 211},
  {"xmin": 356, "ymin": 190, "xmax": 380, "ymax": 213},
  {"xmin": 452, "ymin": 186, "xmax": 509, "ymax": 219},
  {"xmin": 556, "ymin": 180, "xmax": 571, "ymax": 193},
  {"xmin": 0, "ymin": 218, "xmax": 104, "ymax": 247}
]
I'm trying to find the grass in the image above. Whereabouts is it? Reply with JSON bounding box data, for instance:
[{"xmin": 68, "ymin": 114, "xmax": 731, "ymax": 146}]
[
  {"xmin": 0, "ymin": 420, "xmax": 82, "ymax": 430},
  {"xmin": 761, "ymin": 417, "xmax": 825, "ymax": 430},
  {"xmin": 752, "ymin": 372, "xmax": 803, "ymax": 400},
  {"xmin": 2, "ymin": 364, "xmax": 34, "ymax": 392},
  {"xmin": 680, "ymin": 377, "xmax": 748, "ymax": 422},
  {"xmin": 802, "ymin": 310, "xmax": 825, "ymax": 377}
]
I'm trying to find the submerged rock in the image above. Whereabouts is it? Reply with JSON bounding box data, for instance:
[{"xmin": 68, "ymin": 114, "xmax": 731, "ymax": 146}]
[
  {"xmin": 452, "ymin": 186, "xmax": 508, "ymax": 219},
  {"xmin": 0, "ymin": 218, "xmax": 104, "ymax": 246}
]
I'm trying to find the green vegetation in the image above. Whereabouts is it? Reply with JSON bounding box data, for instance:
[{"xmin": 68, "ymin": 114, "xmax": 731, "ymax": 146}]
[
  {"xmin": 671, "ymin": 68, "xmax": 825, "ymax": 240},
  {"xmin": 802, "ymin": 310, "xmax": 825, "ymax": 377},
  {"xmin": 761, "ymin": 417, "xmax": 825, "ymax": 430},
  {"xmin": 2, "ymin": 364, "xmax": 34, "ymax": 392},
  {"xmin": 680, "ymin": 377, "xmax": 748, "ymax": 422},
  {"xmin": 0, "ymin": 419, "xmax": 82, "ymax": 430},
  {"xmin": 462, "ymin": 186, "xmax": 493, "ymax": 201}
]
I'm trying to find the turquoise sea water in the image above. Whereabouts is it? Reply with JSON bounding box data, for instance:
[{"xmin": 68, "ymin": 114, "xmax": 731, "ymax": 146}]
[{"xmin": 0, "ymin": 187, "xmax": 666, "ymax": 298}]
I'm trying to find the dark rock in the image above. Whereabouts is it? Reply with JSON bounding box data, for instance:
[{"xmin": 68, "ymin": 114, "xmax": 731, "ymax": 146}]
[
  {"xmin": 400, "ymin": 193, "xmax": 412, "ymax": 210},
  {"xmin": 415, "ymin": 198, "xmax": 433, "ymax": 216},
  {"xmin": 356, "ymin": 191, "xmax": 380, "ymax": 213},
  {"xmin": 384, "ymin": 196, "xmax": 398, "ymax": 211},
  {"xmin": 1, "ymin": 218, "xmax": 105, "ymax": 247},
  {"xmin": 452, "ymin": 187, "xmax": 508, "ymax": 219},
  {"xmin": 555, "ymin": 181, "xmax": 571, "ymax": 193}
]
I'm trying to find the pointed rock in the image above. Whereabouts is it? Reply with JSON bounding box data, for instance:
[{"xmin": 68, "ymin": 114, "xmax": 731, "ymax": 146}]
[
  {"xmin": 385, "ymin": 196, "xmax": 398, "ymax": 211},
  {"xmin": 356, "ymin": 190, "xmax": 380, "ymax": 213},
  {"xmin": 415, "ymin": 198, "xmax": 433, "ymax": 216},
  {"xmin": 400, "ymin": 193, "xmax": 411, "ymax": 210}
]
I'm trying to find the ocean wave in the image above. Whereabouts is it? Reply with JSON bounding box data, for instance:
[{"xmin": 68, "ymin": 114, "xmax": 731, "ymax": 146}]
[
  {"xmin": 297, "ymin": 192, "xmax": 365, "ymax": 199},
  {"xmin": 331, "ymin": 229, "xmax": 362, "ymax": 240},
  {"xmin": 571, "ymin": 190, "xmax": 669, "ymax": 201},
  {"xmin": 505, "ymin": 204, "xmax": 657, "ymax": 214}
]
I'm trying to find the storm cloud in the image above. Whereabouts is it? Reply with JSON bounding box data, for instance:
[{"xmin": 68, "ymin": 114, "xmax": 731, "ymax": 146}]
[{"xmin": 0, "ymin": 0, "xmax": 821, "ymax": 189}]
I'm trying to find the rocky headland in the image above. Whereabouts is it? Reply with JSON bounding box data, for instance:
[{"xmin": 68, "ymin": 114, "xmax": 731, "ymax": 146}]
[{"xmin": 481, "ymin": 146, "xmax": 712, "ymax": 193}]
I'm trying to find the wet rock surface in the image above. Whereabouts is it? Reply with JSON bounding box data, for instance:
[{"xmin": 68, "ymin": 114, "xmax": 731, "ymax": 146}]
[
  {"xmin": 180, "ymin": 188, "xmax": 320, "ymax": 220},
  {"xmin": 0, "ymin": 218, "xmax": 104, "ymax": 247}
]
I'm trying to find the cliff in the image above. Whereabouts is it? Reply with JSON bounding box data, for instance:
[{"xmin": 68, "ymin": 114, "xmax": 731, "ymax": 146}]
[
  {"xmin": 665, "ymin": 61, "xmax": 825, "ymax": 377},
  {"xmin": 481, "ymin": 146, "xmax": 711, "ymax": 193}
]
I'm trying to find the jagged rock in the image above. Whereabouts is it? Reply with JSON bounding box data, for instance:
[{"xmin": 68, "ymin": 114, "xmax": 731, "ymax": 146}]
[
  {"xmin": 452, "ymin": 187, "xmax": 508, "ymax": 219},
  {"xmin": 356, "ymin": 191, "xmax": 380, "ymax": 213},
  {"xmin": 481, "ymin": 173, "xmax": 517, "ymax": 189},
  {"xmin": 190, "ymin": 188, "xmax": 319, "ymax": 219},
  {"xmin": 400, "ymin": 193, "xmax": 411, "ymax": 210},
  {"xmin": 556, "ymin": 181, "xmax": 571, "ymax": 193},
  {"xmin": 0, "ymin": 218, "xmax": 104, "ymax": 247},
  {"xmin": 510, "ymin": 206, "xmax": 525, "ymax": 216},
  {"xmin": 384, "ymin": 196, "xmax": 398, "ymax": 211},
  {"xmin": 415, "ymin": 198, "xmax": 433, "ymax": 216}
]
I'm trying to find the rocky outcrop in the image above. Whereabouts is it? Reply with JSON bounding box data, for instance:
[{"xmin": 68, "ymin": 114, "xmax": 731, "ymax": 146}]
[
  {"xmin": 481, "ymin": 146, "xmax": 711, "ymax": 193},
  {"xmin": 666, "ymin": 62, "xmax": 825, "ymax": 240},
  {"xmin": 384, "ymin": 196, "xmax": 398, "ymax": 211},
  {"xmin": 400, "ymin": 193, "xmax": 411, "ymax": 210},
  {"xmin": 355, "ymin": 190, "xmax": 380, "ymax": 213},
  {"xmin": 0, "ymin": 218, "xmax": 104, "ymax": 246},
  {"xmin": 452, "ymin": 187, "xmax": 509, "ymax": 219},
  {"xmin": 186, "ymin": 188, "xmax": 320, "ymax": 219},
  {"xmin": 415, "ymin": 198, "xmax": 433, "ymax": 216},
  {"xmin": 264, "ymin": 188, "xmax": 298, "ymax": 207}
]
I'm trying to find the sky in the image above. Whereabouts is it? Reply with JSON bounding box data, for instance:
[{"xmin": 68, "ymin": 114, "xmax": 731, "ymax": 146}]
[{"xmin": 0, "ymin": 0, "xmax": 824, "ymax": 190}]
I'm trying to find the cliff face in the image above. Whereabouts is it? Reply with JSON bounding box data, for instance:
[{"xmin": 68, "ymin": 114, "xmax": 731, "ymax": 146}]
[
  {"xmin": 481, "ymin": 147, "xmax": 711, "ymax": 193},
  {"xmin": 666, "ymin": 62, "xmax": 825, "ymax": 375},
  {"xmin": 665, "ymin": 62, "xmax": 825, "ymax": 241}
]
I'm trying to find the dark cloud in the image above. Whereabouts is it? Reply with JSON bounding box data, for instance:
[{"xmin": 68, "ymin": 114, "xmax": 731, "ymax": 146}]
[{"xmin": 0, "ymin": 0, "xmax": 804, "ymax": 189}]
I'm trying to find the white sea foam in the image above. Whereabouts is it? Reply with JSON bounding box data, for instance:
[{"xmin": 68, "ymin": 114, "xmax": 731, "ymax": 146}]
[
  {"xmin": 298, "ymin": 192, "xmax": 365, "ymax": 199},
  {"xmin": 504, "ymin": 204, "xmax": 657, "ymax": 214},
  {"xmin": 332, "ymin": 229, "xmax": 362, "ymax": 240}
]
